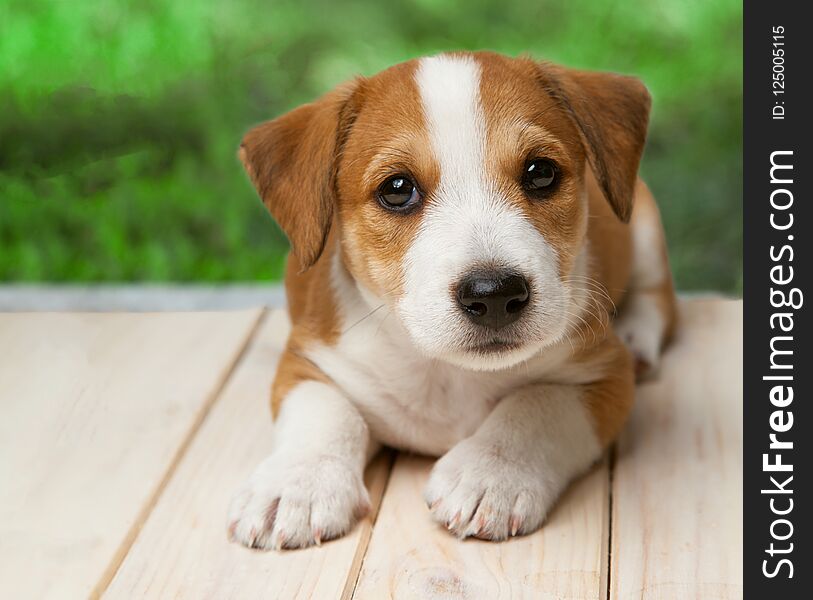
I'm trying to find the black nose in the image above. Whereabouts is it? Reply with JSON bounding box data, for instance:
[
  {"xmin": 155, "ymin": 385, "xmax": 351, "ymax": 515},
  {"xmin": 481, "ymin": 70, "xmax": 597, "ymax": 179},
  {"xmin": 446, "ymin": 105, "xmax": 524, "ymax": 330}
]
[{"xmin": 455, "ymin": 270, "xmax": 530, "ymax": 329}]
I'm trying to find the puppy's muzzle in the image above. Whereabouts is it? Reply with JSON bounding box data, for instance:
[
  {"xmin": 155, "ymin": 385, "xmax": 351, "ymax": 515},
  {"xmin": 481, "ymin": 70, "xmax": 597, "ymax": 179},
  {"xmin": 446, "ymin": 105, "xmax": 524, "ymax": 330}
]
[{"xmin": 455, "ymin": 269, "xmax": 530, "ymax": 330}]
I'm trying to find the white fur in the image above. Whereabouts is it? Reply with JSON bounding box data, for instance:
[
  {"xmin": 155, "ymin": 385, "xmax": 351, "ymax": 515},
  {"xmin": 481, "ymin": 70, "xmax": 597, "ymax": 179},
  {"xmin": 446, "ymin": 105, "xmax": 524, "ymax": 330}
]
[
  {"xmin": 615, "ymin": 292, "xmax": 666, "ymax": 371},
  {"xmin": 424, "ymin": 383, "xmax": 601, "ymax": 539},
  {"xmin": 614, "ymin": 204, "xmax": 669, "ymax": 371},
  {"xmin": 227, "ymin": 381, "xmax": 371, "ymax": 549},
  {"xmin": 629, "ymin": 213, "xmax": 666, "ymax": 289}
]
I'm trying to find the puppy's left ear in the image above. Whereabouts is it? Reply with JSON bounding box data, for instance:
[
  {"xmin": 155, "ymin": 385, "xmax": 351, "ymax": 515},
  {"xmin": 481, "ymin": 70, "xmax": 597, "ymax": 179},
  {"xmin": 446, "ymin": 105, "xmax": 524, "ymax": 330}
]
[{"xmin": 538, "ymin": 64, "xmax": 651, "ymax": 222}]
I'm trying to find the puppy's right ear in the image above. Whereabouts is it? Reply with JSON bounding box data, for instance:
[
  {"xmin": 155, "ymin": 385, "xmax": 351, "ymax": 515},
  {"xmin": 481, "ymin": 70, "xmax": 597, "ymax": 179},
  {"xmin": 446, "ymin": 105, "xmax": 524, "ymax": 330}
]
[{"xmin": 239, "ymin": 81, "xmax": 361, "ymax": 270}]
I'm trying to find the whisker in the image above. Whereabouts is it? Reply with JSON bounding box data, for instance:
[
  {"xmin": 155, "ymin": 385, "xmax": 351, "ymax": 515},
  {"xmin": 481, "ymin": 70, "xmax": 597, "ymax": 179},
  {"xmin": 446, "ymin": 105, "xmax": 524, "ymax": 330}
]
[
  {"xmin": 373, "ymin": 307, "xmax": 395, "ymax": 339},
  {"xmin": 562, "ymin": 276, "xmax": 617, "ymax": 315},
  {"xmin": 342, "ymin": 303, "xmax": 386, "ymax": 335}
]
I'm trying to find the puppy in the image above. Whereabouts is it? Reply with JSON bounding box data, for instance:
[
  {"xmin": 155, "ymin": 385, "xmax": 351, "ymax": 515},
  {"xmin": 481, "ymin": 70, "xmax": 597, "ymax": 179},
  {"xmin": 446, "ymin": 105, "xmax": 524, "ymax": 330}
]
[{"xmin": 228, "ymin": 51, "xmax": 676, "ymax": 550}]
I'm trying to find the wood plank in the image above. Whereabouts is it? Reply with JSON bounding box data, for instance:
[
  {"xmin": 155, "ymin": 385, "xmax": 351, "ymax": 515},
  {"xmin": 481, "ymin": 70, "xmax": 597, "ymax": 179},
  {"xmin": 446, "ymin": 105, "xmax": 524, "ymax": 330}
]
[
  {"xmin": 610, "ymin": 298, "xmax": 743, "ymax": 599},
  {"xmin": 104, "ymin": 311, "xmax": 393, "ymax": 600},
  {"xmin": 0, "ymin": 310, "xmax": 262, "ymax": 600},
  {"xmin": 353, "ymin": 454, "xmax": 610, "ymax": 599}
]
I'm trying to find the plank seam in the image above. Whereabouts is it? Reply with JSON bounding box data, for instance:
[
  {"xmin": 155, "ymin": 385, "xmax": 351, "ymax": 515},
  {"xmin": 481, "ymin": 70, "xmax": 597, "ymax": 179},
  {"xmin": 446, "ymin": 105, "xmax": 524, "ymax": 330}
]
[
  {"xmin": 345, "ymin": 450, "xmax": 397, "ymax": 600},
  {"xmin": 91, "ymin": 308, "xmax": 268, "ymax": 599},
  {"xmin": 605, "ymin": 444, "xmax": 617, "ymax": 600}
]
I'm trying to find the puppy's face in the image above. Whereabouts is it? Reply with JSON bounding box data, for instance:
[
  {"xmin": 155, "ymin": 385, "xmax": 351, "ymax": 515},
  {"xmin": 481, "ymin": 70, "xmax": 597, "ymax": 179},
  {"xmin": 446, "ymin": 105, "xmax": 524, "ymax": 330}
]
[{"xmin": 241, "ymin": 52, "xmax": 650, "ymax": 370}]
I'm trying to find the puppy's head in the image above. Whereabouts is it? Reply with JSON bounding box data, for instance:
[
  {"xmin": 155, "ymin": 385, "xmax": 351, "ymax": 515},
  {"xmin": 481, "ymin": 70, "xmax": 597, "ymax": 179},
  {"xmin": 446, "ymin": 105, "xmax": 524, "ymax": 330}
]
[{"xmin": 241, "ymin": 52, "xmax": 650, "ymax": 370}]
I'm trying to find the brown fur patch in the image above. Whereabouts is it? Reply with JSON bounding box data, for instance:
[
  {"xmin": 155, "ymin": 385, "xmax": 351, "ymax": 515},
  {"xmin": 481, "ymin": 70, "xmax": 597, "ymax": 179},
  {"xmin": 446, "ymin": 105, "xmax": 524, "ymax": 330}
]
[
  {"xmin": 584, "ymin": 167, "xmax": 633, "ymax": 307},
  {"xmin": 270, "ymin": 233, "xmax": 342, "ymax": 417},
  {"xmin": 270, "ymin": 347, "xmax": 331, "ymax": 418},
  {"xmin": 336, "ymin": 59, "xmax": 438, "ymax": 300},
  {"xmin": 580, "ymin": 334, "xmax": 636, "ymax": 446},
  {"xmin": 477, "ymin": 53, "xmax": 588, "ymax": 280}
]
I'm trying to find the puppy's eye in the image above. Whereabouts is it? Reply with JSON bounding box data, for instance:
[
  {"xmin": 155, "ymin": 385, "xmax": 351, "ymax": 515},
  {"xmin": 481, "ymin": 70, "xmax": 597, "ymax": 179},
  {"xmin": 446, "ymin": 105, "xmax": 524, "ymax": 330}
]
[
  {"xmin": 378, "ymin": 175, "xmax": 420, "ymax": 211},
  {"xmin": 522, "ymin": 159, "xmax": 558, "ymax": 194}
]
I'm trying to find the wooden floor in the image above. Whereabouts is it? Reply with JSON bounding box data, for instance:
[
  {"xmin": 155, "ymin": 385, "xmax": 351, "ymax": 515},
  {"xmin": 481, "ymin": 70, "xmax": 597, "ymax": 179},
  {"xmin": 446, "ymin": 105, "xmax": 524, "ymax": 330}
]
[{"xmin": 0, "ymin": 298, "xmax": 742, "ymax": 600}]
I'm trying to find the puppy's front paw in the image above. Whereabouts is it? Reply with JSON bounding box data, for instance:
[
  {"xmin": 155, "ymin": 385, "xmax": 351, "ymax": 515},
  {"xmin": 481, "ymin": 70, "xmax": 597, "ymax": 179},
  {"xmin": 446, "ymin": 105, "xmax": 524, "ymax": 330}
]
[
  {"xmin": 424, "ymin": 439, "xmax": 557, "ymax": 541},
  {"xmin": 228, "ymin": 454, "xmax": 370, "ymax": 550}
]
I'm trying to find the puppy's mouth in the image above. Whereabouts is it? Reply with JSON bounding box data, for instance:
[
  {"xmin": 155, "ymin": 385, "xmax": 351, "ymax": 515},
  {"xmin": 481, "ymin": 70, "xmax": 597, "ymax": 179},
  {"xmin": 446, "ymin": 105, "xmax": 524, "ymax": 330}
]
[{"xmin": 465, "ymin": 338, "xmax": 524, "ymax": 354}]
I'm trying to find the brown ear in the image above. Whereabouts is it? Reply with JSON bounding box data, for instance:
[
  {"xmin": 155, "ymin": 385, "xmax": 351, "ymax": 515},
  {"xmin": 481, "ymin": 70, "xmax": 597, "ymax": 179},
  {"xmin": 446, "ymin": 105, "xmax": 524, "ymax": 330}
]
[
  {"xmin": 239, "ymin": 81, "xmax": 361, "ymax": 270},
  {"xmin": 538, "ymin": 64, "xmax": 651, "ymax": 222}
]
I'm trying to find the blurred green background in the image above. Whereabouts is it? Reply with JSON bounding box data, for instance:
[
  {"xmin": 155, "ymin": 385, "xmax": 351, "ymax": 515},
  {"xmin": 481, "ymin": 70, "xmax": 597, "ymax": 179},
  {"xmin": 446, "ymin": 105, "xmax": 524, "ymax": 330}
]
[{"xmin": 0, "ymin": 0, "xmax": 742, "ymax": 291}]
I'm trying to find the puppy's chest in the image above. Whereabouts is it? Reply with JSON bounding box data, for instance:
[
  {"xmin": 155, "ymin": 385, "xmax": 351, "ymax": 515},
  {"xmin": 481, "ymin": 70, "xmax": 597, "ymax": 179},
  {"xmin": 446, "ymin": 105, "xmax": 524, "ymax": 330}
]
[{"xmin": 308, "ymin": 332, "xmax": 514, "ymax": 456}]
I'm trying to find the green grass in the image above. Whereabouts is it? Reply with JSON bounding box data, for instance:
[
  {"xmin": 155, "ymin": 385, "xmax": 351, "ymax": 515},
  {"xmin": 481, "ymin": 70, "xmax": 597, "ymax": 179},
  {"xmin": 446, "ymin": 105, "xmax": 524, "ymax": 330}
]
[{"xmin": 0, "ymin": 0, "xmax": 742, "ymax": 291}]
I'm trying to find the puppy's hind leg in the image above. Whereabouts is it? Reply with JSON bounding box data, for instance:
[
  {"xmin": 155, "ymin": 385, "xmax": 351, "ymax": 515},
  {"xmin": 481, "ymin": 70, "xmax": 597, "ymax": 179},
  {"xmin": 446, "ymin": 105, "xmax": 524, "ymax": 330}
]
[{"xmin": 613, "ymin": 181, "xmax": 678, "ymax": 378}]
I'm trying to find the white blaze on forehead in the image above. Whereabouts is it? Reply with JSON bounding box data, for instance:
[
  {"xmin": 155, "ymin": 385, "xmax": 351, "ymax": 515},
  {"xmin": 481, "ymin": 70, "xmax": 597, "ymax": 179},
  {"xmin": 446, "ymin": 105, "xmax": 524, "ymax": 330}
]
[
  {"xmin": 412, "ymin": 53, "xmax": 558, "ymax": 274},
  {"xmin": 416, "ymin": 54, "xmax": 486, "ymax": 185},
  {"xmin": 413, "ymin": 54, "xmax": 512, "ymax": 261}
]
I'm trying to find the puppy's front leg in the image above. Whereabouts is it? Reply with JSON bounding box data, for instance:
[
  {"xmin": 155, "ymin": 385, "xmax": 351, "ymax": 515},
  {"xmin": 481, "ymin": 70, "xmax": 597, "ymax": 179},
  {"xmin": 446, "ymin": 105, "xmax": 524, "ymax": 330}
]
[
  {"xmin": 228, "ymin": 380, "xmax": 373, "ymax": 550},
  {"xmin": 425, "ymin": 361, "xmax": 633, "ymax": 540}
]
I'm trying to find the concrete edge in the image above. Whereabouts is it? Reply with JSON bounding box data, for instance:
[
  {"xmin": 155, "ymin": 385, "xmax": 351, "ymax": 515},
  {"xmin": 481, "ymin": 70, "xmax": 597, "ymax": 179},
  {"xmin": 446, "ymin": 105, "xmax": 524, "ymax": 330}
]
[{"xmin": 0, "ymin": 285, "xmax": 287, "ymax": 312}]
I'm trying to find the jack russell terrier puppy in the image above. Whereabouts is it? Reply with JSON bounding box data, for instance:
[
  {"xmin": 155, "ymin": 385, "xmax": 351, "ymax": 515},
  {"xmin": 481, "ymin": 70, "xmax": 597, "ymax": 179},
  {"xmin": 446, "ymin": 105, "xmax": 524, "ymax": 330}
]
[{"xmin": 228, "ymin": 51, "xmax": 676, "ymax": 550}]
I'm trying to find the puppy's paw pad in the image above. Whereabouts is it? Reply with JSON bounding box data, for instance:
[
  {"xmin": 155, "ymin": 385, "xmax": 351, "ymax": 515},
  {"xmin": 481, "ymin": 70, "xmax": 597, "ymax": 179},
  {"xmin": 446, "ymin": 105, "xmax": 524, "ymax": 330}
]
[
  {"xmin": 424, "ymin": 441, "xmax": 554, "ymax": 541},
  {"xmin": 228, "ymin": 455, "xmax": 369, "ymax": 550}
]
